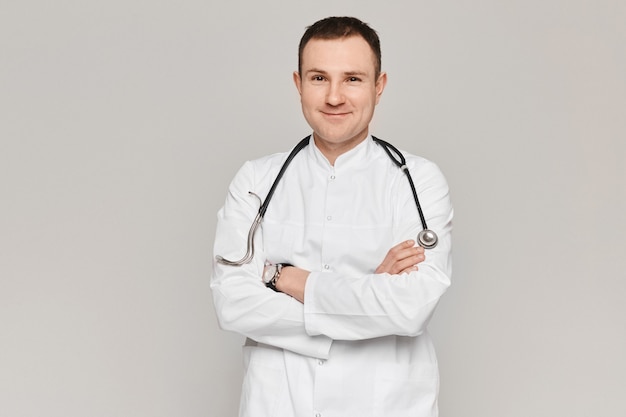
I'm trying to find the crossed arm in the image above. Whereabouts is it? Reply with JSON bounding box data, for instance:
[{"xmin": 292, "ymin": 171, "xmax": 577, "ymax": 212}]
[
  {"xmin": 275, "ymin": 239, "xmax": 426, "ymax": 303},
  {"xmin": 213, "ymin": 156, "xmax": 452, "ymax": 352}
]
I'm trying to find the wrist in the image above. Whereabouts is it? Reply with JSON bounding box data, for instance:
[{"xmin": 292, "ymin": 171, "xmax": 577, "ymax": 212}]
[
  {"xmin": 262, "ymin": 263, "xmax": 292, "ymax": 292},
  {"xmin": 277, "ymin": 267, "xmax": 309, "ymax": 303}
]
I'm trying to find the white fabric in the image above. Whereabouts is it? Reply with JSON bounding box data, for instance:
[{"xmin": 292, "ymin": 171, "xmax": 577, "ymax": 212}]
[{"xmin": 211, "ymin": 135, "xmax": 453, "ymax": 417}]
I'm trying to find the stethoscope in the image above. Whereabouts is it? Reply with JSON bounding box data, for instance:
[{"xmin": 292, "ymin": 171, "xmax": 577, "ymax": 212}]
[{"xmin": 216, "ymin": 136, "xmax": 438, "ymax": 267}]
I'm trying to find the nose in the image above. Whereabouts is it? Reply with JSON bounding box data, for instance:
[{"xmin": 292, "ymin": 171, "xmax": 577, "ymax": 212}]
[{"xmin": 326, "ymin": 81, "xmax": 345, "ymax": 106}]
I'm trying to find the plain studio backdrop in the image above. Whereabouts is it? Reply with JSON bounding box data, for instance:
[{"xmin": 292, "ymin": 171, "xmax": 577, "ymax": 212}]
[{"xmin": 1, "ymin": 1, "xmax": 625, "ymax": 416}]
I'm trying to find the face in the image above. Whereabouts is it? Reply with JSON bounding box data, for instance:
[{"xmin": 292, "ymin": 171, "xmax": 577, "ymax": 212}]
[{"xmin": 294, "ymin": 36, "xmax": 387, "ymax": 163}]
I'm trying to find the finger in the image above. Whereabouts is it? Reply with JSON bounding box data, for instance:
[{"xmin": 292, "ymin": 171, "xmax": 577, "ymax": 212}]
[
  {"xmin": 391, "ymin": 249, "xmax": 427, "ymax": 273},
  {"xmin": 389, "ymin": 255, "xmax": 423, "ymax": 274},
  {"xmin": 376, "ymin": 240, "xmax": 424, "ymax": 274},
  {"xmin": 393, "ymin": 239, "xmax": 416, "ymax": 254},
  {"xmin": 390, "ymin": 247, "xmax": 425, "ymax": 265},
  {"xmin": 398, "ymin": 265, "xmax": 419, "ymax": 274}
]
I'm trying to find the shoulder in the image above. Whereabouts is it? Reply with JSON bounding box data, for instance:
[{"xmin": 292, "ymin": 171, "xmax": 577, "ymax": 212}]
[
  {"xmin": 371, "ymin": 137, "xmax": 446, "ymax": 182},
  {"xmin": 404, "ymin": 152, "xmax": 445, "ymax": 178},
  {"xmin": 369, "ymin": 138, "xmax": 450, "ymax": 200},
  {"xmin": 246, "ymin": 151, "xmax": 288, "ymax": 172},
  {"xmin": 229, "ymin": 149, "xmax": 295, "ymax": 192},
  {"xmin": 404, "ymin": 152, "xmax": 449, "ymax": 195},
  {"xmin": 236, "ymin": 136, "xmax": 312, "ymax": 180}
]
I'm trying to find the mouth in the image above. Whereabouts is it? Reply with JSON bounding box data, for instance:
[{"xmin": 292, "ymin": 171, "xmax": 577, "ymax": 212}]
[{"xmin": 321, "ymin": 111, "xmax": 350, "ymax": 117}]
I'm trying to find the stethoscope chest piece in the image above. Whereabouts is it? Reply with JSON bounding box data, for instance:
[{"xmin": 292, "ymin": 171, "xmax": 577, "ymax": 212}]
[{"xmin": 418, "ymin": 229, "xmax": 438, "ymax": 249}]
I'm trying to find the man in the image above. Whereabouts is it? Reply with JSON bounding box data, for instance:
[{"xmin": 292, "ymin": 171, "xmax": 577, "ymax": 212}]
[{"xmin": 212, "ymin": 16, "xmax": 453, "ymax": 417}]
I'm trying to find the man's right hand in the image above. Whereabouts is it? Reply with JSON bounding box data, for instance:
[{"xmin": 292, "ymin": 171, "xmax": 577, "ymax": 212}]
[{"xmin": 375, "ymin": 240, "xmax": 425, "ymax": 275}]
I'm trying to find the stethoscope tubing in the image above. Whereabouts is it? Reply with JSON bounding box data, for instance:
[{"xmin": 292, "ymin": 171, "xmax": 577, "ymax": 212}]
[
  {"xmin": 372, "ymin": 137, "xmax": 429, "ymax": 231},
  {"xmin": 216, "ymin": 136, "xmax": 437, "ymax": 266},
  {"xmin": 257, "ymin": 136, "xmax": 311, "ymax": 218},
  {"xmin": 215, "ymin": 137, "xmax": 310, "ymax": 266}
]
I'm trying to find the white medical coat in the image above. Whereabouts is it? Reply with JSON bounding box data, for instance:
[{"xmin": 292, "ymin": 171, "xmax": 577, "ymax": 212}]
[{"xmin": 212, "ymin": 136, "xmax": 453, "ymax": 417}]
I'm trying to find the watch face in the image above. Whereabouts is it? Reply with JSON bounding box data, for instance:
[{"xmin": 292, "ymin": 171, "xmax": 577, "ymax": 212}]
[{"xmin": 263, "ymin": 265, "xmax": 277, "ymax": 283}]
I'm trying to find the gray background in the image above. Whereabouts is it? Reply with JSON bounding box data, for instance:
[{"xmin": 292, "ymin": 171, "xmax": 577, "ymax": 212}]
[{"xmin": 1, "ymin": 0, "xmax": 625, "ymax": 416}]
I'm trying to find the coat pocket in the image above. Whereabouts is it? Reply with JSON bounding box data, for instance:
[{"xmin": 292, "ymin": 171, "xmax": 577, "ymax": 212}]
[
  {"xmin": 374, "ymin": 362, "xmax": 439, "ymax": 417},
  {"xmin": 240, "ymin": 344, "xmax": 288, "ymax": 417}
]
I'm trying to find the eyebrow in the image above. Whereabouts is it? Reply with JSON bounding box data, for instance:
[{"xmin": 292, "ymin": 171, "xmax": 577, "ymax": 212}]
[{"xmin": 305, "ymin": 68, "xmax": 369, "ymax": 77}]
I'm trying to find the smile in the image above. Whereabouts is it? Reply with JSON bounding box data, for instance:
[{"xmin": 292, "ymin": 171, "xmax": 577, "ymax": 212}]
[{"xmin": 321, "ymin": 111, "xmax": 350, "ymax": 117}]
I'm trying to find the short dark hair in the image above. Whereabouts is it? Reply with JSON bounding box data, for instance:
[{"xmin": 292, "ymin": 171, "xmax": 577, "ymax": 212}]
[{"xmin": 298, "ymin": 16, "xmax": 382, "ymax": 78}]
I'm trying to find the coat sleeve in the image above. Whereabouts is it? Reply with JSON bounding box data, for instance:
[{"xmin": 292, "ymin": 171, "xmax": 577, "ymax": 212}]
[
  {"xmin": 302, "ymin": 159, "xmax": 453, "ymax": 340},
  {"xmin": 211, "ymin": 160, "xmax": 333, "ymax": 359}
]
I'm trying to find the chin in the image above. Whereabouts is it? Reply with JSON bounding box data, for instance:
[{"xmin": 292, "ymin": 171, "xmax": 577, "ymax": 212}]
[{"xmin": 314, "ymin": 127, "xmax": 361, "ymax": 142}]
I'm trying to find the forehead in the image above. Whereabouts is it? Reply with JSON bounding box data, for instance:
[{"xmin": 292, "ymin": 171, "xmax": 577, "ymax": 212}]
[{"xmin": 301, "ymin": 36, "xmax": 377, "ymax": 74}]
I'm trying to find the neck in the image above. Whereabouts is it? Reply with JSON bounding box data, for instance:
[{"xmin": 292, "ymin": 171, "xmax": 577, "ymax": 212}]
[{"xmin": 313, "ymin": 132, "xmax": 369, "ymax": 166}]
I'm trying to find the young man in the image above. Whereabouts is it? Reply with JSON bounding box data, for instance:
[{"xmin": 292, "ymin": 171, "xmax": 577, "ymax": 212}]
[{"xmin": 212, "ymin": 16, "xmax": 453, "ymax": 417}]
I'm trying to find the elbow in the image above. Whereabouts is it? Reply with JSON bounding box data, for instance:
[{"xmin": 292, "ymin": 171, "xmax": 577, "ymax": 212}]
[
  {"xmin": 210, "ymin": 284, "xmax": 251, "ymax": 334},
  {"xmin": 394, "ymin": 278, "xmax": 450, "ymax": 337},
  {"xmin": 214, "ymin": 305, "xmax": 238, "ymax": 332},
  {"xmin": 211, "ymin": 283, "xmax": 281, "ymax": 336},
  {"xmin": 399, "ymin": 299, "xmax": 441, "ymax": 337}
]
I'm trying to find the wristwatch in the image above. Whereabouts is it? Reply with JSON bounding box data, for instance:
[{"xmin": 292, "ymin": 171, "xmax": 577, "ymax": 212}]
[{"xmin": 263, "ymin": 263, "xmax": 292, "ymax": 292}]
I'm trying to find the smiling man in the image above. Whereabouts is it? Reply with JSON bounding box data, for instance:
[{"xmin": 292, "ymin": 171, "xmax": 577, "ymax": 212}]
[
  {"xmin": 212, "ymin": 16, "xmax": 453, "ymax": 417},
  {"xmin": 293, "ymin": 33, "xmax": 386, "ymax": 164}
]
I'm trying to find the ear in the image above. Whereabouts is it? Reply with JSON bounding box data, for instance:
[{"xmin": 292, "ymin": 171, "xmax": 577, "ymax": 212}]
[
  {"xmin": 375, "ymin": 72, "xmax": 387, "ymax": 104},
  {"xmin": 293, "ymin": 71, "xmax": 302, "ymax": 95}
]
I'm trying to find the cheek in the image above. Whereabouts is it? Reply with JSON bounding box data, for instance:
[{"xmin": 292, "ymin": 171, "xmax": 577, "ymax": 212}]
[
  {"xmin": 300, "ymin": 93, "xmax": 314, "ymax": 107},
  {"xmin": 365, "ymin": 95, "xmax": 379, "ymax": 113},
  {"xmin": 350, "ymin": 91, "xmax": 376, "ymax": 109},
  {"xmin": 298, "ymin": 92, "xmax": 313, "ymax": 109},
  {"xmin": 302, "ymin": 88, "xmax": 322, "ymax": 102},
  {"xmin": 299, "ymin": 96, "xmax": 319, "ymax": 126}
]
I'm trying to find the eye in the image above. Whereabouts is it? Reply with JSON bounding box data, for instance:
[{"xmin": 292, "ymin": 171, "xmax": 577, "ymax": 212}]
[
  {"xmin": 311, "ymin": 75, "xmax": 326, "ymax": 82},
  {"xmin": 347, "ymin": 76, "xmax": 362, "ymax": 83}
]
